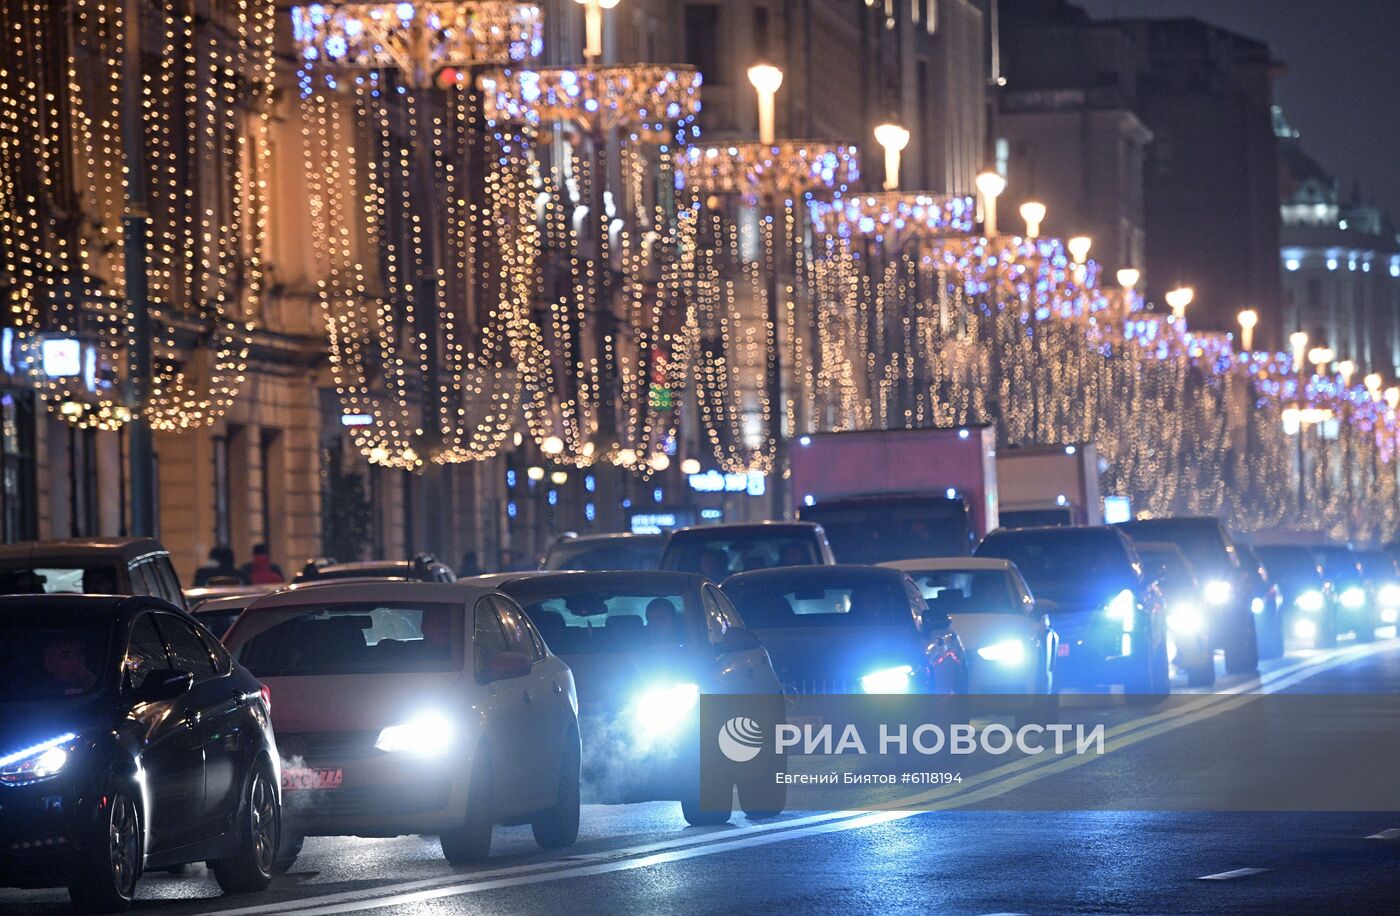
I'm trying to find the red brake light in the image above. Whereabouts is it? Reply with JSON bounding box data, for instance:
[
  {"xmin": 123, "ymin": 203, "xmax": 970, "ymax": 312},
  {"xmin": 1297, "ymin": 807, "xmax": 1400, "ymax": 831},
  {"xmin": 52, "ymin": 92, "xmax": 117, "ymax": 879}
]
[{"xmin": 259, "ymin": 683, "xmax": 271, "ymax": 713}]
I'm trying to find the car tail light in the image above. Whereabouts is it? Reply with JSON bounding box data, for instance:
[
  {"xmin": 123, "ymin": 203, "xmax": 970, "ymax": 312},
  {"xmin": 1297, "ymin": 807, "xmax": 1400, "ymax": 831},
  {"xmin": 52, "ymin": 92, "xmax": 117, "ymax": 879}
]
[{"xmin": 259, "ymin": 683, "xmax": 271, "ymax": 714}]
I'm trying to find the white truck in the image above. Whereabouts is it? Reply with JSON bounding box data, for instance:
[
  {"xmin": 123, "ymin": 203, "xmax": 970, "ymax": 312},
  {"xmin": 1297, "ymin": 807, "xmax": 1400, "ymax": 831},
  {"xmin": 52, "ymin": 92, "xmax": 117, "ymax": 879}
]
[{"xmin": 995, "ymin": 443, "xmax": 1102, "ymax": 528}]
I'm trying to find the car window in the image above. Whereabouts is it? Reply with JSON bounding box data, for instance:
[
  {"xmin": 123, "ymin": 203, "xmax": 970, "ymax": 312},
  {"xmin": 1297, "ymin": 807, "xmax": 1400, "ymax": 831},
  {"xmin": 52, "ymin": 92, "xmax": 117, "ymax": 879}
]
[
  {"xmin": 907, "ymin": 569, "xmax": 1019, "ymax": 614},
  {"xmin": 492, "ymin": 596, "xmax": 534, "ymax": 658},
  {"xmin": 194, "ymin": 619, "xmax": 233, "ymax": 673},
  {"xmin": 156, "ymin": 614, "xmax": 218, "ymax": 680},
  {"xmin": 507, "ymin": 599, "xmax": 548, "ymax": 659},
  {"xmin": 125, "ymin": 613, "xmax": 171, "ymax": 690},
  {"xmin": 474, "ymin": 598, "xmax": 510, "ymax": 677},
  {"xmin": 700, "ymin": 586, "xmax": 732, "ymax": 642},
  {"xmin": 232, "ymin": 603, "xmax": 460, "ymax": 676},
  {"xmin": 150, "ymin": 559, "xmax": 185, "ymax": 606},
  {"xmin": 126, "ymin": 562, "xmax": 156, "ymax": 596},
  {"xmin": 665, "ymin": 532, "xmax": 820, "ymax": 578},
  {"xmin": 513, "ymin": 589, "xmax": 691, "ymax": 654},
  {"xmin": 0, "ymin": 565, "xmax": 122, "ymax": 594}
]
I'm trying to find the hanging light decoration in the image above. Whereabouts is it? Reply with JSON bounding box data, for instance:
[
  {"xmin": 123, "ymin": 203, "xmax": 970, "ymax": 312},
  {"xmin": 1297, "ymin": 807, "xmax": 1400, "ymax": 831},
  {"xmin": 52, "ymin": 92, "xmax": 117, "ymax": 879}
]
[
  {"xmin": 293, "ymin": 2, "xmax": 543, "ymax": 468},
  {"xmin": 0, "ymin": 0, "xmax": 272, "ymax": 430},
  {"xmin": 477, "ymin": 11, "xmax": 703, "ymax": 470}
]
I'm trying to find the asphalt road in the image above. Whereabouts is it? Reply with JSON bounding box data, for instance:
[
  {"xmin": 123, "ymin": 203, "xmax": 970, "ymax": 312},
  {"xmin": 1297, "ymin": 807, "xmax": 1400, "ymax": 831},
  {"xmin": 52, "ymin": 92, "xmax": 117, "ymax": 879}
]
[{"xmin": 6, "ymin": 632, "xmax": 1400, "ymax": 915}]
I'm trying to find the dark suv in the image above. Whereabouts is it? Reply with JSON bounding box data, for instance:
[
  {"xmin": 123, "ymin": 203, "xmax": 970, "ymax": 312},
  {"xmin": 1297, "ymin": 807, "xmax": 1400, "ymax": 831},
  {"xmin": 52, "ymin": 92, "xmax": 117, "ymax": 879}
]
[
  {"xmin": 1115, "ymin": 517, "xmax": 1258, "ymax": 675},
  {"xmin": 659, "ymin": 523, "xmax": 835, "ymax": 582},
  {"xmin": 0, "ymin": 538, "xmax": 187, "ymax": 609}
]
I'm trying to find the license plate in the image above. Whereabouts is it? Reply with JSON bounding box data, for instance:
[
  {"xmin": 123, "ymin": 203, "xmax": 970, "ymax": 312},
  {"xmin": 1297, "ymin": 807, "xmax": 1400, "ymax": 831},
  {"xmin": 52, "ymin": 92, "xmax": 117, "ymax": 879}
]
[{"xmin": 282, "ymin": 767, "xmax": 343, "ymax": 791}]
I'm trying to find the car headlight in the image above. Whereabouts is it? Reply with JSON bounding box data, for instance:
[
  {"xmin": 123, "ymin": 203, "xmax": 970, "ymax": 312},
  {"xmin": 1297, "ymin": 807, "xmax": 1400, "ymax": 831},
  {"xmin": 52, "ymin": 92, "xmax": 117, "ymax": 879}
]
[
  {"xmin": 1382, "ymin": 608, "xmax": 1398, "ymax": 624},
  {"xmin": 0, "ymin": 732, "xmax": 77, "ymax": 787},
  {"xmin": 1250, "ymin": 597, "xmax": 1265, "ymax": 615},
  {"xmin": 630, "ymin": 682, "xmax": 700, "ymax": 739},
  {"xmin": 859, "ymin": 665, "xmax": 915, "ymax": 694},
  {"xmin": 1293, "ymin": 619, "xmax": 1318, "ymax": 641},
  {"xmin": 1203, "ymin": 580, "xmax": 1233, "ymax": 606},
  {"xmin": 1105, "ymin": 589, "xmax": 1135, "ymax": 632},
  {"xmin": 1295, "ymin": 589, "xmax": 1325, "ymax": 613},
  {"xmin": 976, "ymin": 640, "xmax": 1025, "ymax": 665},
  {"xmin": 374, "ymin": 711, "xmax": 456, "ymax": 757},
  {"xmin": 1378, "ymin": 584, "xmax": 1400, "ymax": 608},
  {"xmin": 1166, "ymin": 602, "xmax": 1205, "ymax": 636},
  {"xmin": 1339, "ymin": 586, "xmax": 1366, "ymax": 610}
]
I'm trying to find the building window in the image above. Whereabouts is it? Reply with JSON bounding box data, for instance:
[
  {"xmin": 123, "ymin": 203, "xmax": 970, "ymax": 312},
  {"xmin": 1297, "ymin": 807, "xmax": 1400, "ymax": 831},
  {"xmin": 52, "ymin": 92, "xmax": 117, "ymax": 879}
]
[
  {"xmin": 685, "ymin": 4, "xmax": 722, "ymax": 85},
  {"xmin": 0, "ymin": 389, "xmax": 37, "ymax": 542}
]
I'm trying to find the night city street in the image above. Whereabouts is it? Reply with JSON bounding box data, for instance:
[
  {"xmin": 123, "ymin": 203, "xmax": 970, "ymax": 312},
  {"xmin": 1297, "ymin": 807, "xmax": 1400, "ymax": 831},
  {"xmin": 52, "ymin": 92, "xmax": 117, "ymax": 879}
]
[{"xmin": 3, "ymin": 0, "xmax": 1400, "ymax": 913}]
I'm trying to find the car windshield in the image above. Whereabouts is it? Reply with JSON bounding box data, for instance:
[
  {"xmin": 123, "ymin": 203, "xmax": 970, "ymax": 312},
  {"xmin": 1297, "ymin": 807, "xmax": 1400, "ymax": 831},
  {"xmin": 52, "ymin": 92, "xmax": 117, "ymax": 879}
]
[
  {"xmin": 507, "ymin": 588, "xmax": 691, "ymax": 654},
  {"xmin": 801, "ymin": 501, "xmax": 971, "ymax": 562},
  {"xmin": 1311, "ymin": 547, "xmax": 1361, "ymax": 582},
  {"xmin": 724, "ymin": 576, "xmax": 915, "ymax": 629},
  {"xmin": 1116, "ymin": 520, "xmax": 1232, "ymax": 575},
  {"xmin": 1356, "ymin": 553, "xmax": 1397, "ymax": 580},
  {"xmin": 1135, "ymin": 548, "xmax": 1196, "ymax": 590},
  {"xmin": 665, "ymin": 532, "xmax": 820, "ymax": 578},
  {"xmin": 295, "ymin": 565, "xmax": 407, "ymax": 583},
  {"xmin": 230, "ymin": 603, "xmax": 459, "ymax": 676},
  {"xmin": 904, "ymin": 569, "xmax": 1020, "ymax": 614},
  {"xmin": 1253, "ymin": 547, "xmax": 1321, "ymax": 585},
  {"xmin": 978, "ymin": 530, "xmax": 1133, "ymax": 588},
  {"xmin": 0, "ymin": 610, "xmax": 113, "ymax": 700},
  {"xmin": 193, "ymin": 606, "xmax": 247, "ymax": 639},
  {"xmin": 543, "ymin": 539, "xmax": 662, "ymax": 571},
  {"xmin": 0, "ymin": 565, "xmax": 122, "ymax": 595}
]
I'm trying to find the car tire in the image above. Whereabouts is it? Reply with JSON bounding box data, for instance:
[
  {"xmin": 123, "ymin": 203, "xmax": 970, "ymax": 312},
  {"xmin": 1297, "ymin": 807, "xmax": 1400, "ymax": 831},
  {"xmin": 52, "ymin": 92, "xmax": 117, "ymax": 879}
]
[
  {"xmin": 1224, "ymin": 611, "xmax": 1258, "ymax": 675},
  {"xmin": 531, "ymin": 729, "xmax": 581, "ymax": 850},
  {"xmin": 273, "ymin": 833, "xmax": 304, "ymax": 874},
  {"xmin": 441, "ymin": 748, "xmax": 494, "ymax": 864},
  {"xmin": 211, "ymin": 761, "xmax": 279, "ymax": 895},
  {"xmin": 69, "ymin": 788, "xmax": 141, "ymax": 913},
  {"xmin": 681, "ymin": 787, "xmax": 732, "ymax": 827}
]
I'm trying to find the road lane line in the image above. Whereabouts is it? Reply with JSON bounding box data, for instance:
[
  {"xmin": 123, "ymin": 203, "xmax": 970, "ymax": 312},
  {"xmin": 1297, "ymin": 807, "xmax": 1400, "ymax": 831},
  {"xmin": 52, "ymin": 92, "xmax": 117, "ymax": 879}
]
[
  {"xmin": 1365, "ymin": 828, "xmax": 1400, "ymax": 839},
  {"xmin": 1198, "ymin": 868, "xmax": 1269, "ymax": 880},
  {"xmin": 199, "ymin": 639, "xmax": 1399, "ymax": 915}
]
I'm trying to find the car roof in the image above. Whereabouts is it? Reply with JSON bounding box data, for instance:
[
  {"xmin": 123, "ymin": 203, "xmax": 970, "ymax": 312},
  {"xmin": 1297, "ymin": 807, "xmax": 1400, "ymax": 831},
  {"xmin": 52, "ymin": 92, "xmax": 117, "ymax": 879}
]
[
  {"xmin": 879, "ymin": 557, "xmax": 1014, "ymax": 572},
  {"xmin": 551, "ymin": 532, "xmax": 663, "ymax": 544},
  {"xmin": 485, "ymin": 569, "xmax": 707, "ymax": 592},
  {"xmin": 723, "ymin": 564, "xmax": 906, "ymax": 587},
  {"xmin": 0, "ymin": 538, "xmax": 169, "ymax": 562},
  {"xmin": 668, "ymin": 521, "xmax": 823, "ymax": 537},
  {"xmin": 0, "ymin": 593, "xmax": 183, "ymax": 619},
  {"xmin": 184, "ymin": 584, "xmax": 278, "ymax": 602},
  {"xmin": 190, "ymin": 589, "xmax": 281, "ymax": 613},
  {"xmin": 237, "ymin": 579, "xmax": 499, "ymax": 611}
]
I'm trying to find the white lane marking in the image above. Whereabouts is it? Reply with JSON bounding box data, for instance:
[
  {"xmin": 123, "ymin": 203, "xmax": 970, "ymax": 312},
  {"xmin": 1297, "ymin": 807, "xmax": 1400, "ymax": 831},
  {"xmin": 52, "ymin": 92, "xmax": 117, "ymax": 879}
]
[
  {"xmin": 1198, "ymin": 867, "xmax": 1269, "ymax": 880},
  {"xmin": 1365, "ymin": 828, "xmax": 1400, "ymax": 839},
  {"xmin": 199, "ymin": 639, "xmax": 1399, "ymax": 915}
]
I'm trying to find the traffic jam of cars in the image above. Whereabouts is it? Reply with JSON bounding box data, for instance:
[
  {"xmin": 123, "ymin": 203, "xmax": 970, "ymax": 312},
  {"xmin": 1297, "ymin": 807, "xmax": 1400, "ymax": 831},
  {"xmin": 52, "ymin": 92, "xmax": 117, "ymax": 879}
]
[{"xmin": 3, "ymin": 429, "xmax": 1400, "ymax": 911}]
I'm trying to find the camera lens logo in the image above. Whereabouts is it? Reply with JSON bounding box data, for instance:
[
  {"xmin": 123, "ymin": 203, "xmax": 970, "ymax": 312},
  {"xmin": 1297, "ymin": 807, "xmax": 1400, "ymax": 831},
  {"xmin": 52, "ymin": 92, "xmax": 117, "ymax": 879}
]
[{"xmin": 717, "ymin": 716, "xmax": 764, "ymax": 763}]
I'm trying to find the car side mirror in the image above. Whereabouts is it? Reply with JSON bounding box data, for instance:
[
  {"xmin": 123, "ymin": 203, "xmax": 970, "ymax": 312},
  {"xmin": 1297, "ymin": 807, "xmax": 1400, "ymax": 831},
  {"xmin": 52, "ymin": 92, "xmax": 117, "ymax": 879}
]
[
  {"xmin": 715, "ymin": 627, "xmax": 761, "ymax": 655},
  {"xmin": 482, "ymin": 651, "xmax": 532, "ymax": 683},
  {"xmin": 922, "ymin": 612, "xmax": 952, "ymax": 635},
  {"xmin": 134, "ymin": 668, "xmax": 194, "ymax": 703}
]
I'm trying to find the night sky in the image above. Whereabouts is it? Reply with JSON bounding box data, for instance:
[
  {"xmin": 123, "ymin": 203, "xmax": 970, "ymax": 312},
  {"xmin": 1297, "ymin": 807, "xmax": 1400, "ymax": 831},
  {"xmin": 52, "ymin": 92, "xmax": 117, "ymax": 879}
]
[{"xmin": 1076, "ymin": 0, "xmax": 1400, "ymax": 222}]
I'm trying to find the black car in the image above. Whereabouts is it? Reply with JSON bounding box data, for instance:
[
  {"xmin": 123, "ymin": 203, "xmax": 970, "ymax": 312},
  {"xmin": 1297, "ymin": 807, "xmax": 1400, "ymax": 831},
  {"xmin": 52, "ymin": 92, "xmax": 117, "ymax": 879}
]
[
  {"xmin": 484, "ymin": 570, "xmax": 783, "ymax": 826},
  {"xmin": 978, "ymin": 526, "xmax": 1170, "ymax": 697},
  {"xmin": 1355, "ymin": 550, "xmax": 1400, "ymax": 634},
  {"xmin": 1114, "ymin": 517, "xmax": 1257, "ymax": 675},
  {"xmin": 1252, "ymin": 544, "xmax": 1334, "ymax": 647},
  {"xmin": 1310, "ymin": 545, "xmax": 1371, "ymax": 645},
  {"xmin": 540, "ymin": 533, "xmax": 666, "ymax": 571},
  {"xmin": 720, "ymin": 565, "xmax": 967, "ymax": 696},
  {"xmin": 659, "ymin": 522, "xmax": 836, "ymax": 581},
  {"xmin": 1236, "ymin": 544, "xmax": 1285, "ymax": 660},
  {"xmin": 0, "ymin": 538, "xmax": 188, "ymax": 609},
  {"xmin": 0, "ymin": 595, "xmax": 280, "ymax": 911}
]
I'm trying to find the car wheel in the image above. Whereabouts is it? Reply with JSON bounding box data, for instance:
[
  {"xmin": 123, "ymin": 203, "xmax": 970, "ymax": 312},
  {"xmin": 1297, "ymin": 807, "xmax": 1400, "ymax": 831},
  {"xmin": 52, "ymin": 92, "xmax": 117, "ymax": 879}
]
[
  {"xmin": 441, "ymin": 747, "xmax": 493, "ymax": 864},
  {"xmin": 681, "ymin": 786, "xmax": 732, "ymax": 827},
  {"xmin": 212, "ymin": 761, "xmax": 279, "ymax": 894},
  {"xmin": 273, "ymin": 833, "xmax": 304, "ymax": 874},
  {"xmin": 531, "ymin": 729, "xmax": 581, "ymax": 850},
  {"xmin": 1224, "ymin": 611, "xmax": 1258, "ymax": 675},
  {"xmin": 69, "ymin": 788, "xmax": 141, "ymax": 913}
]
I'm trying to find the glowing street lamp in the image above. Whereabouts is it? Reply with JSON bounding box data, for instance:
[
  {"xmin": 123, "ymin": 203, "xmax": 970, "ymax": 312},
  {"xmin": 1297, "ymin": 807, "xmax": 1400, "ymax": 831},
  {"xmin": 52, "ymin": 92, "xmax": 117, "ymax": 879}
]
[
  {"xmin": 974, "ymin": 170, "xmax": 1006, "ymax": 237},
  {"xmin": 1289, "ymin": 331, "xmax": 1309, "ymax": 374},
  {"xmin": 1019, "ymin": 200, "xmax": 1046, "ymax": 239},
  {"xmin": 1236, "ymin": 309, "xmax": 1258, "ymax": 352},
  {"xmin": 1165, "ymin": 286, "xmax": 1193, "ymax": 321},
  {"xmin": 1116, "ymin": 267, "xmax": 1140, "ymax": 291},
  {"xmin": 1308, "ymin": 347, "xmax": 1335, "ymax": 376},
  {"xmin": 1365, "ymin": 373, "xmax": 1384, "ymax": 402},
  {"xmin": 873, "ymin": 123, "xmax": 911, "ymax": 191},
  {"xmin": 1337, "ymin": 359, "xmax": 1356, "ymax": 387},
  {"xmin": 575, "ymin": 0, "xmax": 619, "ymax": 63},
  {"xmin": 1067, "ymin": 235, "xmax": 1092, "ymax": 265},
  {"xmin": 747, "ymin": 63, "xmax": 784, "ymax": 144},
  {"xmin": 1386, "ymin": 387, "xmax": 1400, "ymax": 410},
  {"xmin": 680, "ymin": 457, "xmax": 702, "ymax": 475}
]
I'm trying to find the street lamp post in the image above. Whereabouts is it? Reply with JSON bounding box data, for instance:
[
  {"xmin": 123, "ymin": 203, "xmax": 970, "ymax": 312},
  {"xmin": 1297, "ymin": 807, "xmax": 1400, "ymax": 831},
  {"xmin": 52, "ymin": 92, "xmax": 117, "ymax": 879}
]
[
  {"xmin": 974, "ymin": 170, "xmax": 1006, "ymax": 237},
  {"xmin": 575, "ymin": 0, "xmax": 618, "ymax": 63},
  {"xmin": 1019, "ymin": 200, "xmax": 1046, "ymax": 239},
  {"xmin": 1289, "ymin": 331, "xmax": 1309, "ymax": 374},
  {"xmin": 1165, "ymin": 286, "xmax": 1193, "ymax": 322},
  {"xmin": 750, "ymin": 62, "xmax": 787, "ymax": 518},
  {"xmin": 748, "ymin": 64, "xmax": 783, "ymax": 145},
  {"xmin": 1237, "ymin": 309, "xmax": 1258, "ymax": 352},
  {"xmin": 122, "ymin": 0, "xmax": 155, "ymax": 536},
  {"xmin": 873, "ymin": 123, "xmax": 910, "ymax": 191}
]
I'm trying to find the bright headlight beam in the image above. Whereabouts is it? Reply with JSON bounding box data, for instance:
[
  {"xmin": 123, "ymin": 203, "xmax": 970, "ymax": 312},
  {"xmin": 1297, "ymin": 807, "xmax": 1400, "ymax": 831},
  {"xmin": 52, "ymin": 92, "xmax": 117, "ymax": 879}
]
[
  {"xmin": 1106, "ymin": 589, "xmax": 1135, "ymax": 631},
  {"xmin": 1295, "ymin": 589, "xmax": 1325, "ymax": 613},
  {"xmin": 1339, "ymin": 586, "xmax": 1366, "ymax": 610},
  {"xmin": 1294, "ymin": 619, "xmax": 1318, "ymax": 641},
  {"xmin": 859, "ymin": 665, "xmax": 915, "ymax": 694},
  {"xmin": 631, "ymin": 682, "xmax": 700, "ymax": 738},
  {"xmin": 1378, "ymin": 584, "xmax": 1400, "ymax": 608},
  {"xmin": 374, "ymin": 711, "xmax": 456, "ymax": 757},
  {"xmin": 0, "ymin": 732, "xmax": 77, "ymax": 786},
  {"xmin": 1203, "ymin": 580, "xmax": 1233, "ymax": 606},
  {"xmin": 976, "ymin": 640, "xmax": 1026, "ymax": 665},
  {"xmin": 1167, "ymin": 603, "xmax": 1205, "ymax": 636}
]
